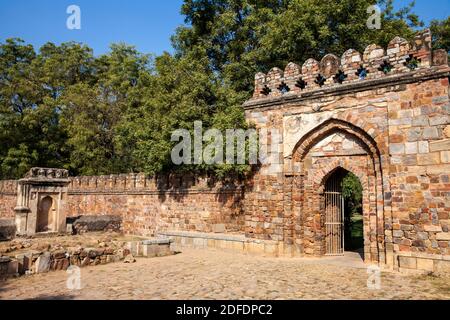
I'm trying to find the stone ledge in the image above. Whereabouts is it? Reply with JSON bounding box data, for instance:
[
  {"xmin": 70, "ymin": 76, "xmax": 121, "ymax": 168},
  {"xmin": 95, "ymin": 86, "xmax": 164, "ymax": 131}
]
[
  {"xmin": 142, "ymin": 238, "xmax": 172, "ymax": 245},
  {"xmin": 158, "ymin": 231, "xmax": 295, "ymax": 258},
  {"xmin": 397, "ymin": 255, "xmax": 450, "ymax": 275},
  {"xmin": 126, "ymin": 238, "xmax": 174, "ymax": 258},
  {"xmin": 394, "ymin": 251, "xmax": 450, "ymax": 261},
  {"xmin": 158, "ymin": 231, "xmax": 247, "ymax": 242}
]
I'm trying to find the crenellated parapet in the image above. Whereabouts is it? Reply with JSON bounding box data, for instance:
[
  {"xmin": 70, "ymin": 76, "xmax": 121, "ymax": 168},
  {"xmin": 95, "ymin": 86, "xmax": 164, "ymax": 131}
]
[
  {"xmin": 250, "ymin": 30, "xmax": 449, "ymax": 101},
  {"xmin": 68, "ymin": 173, "xmax": 242, "ymax": 194}
]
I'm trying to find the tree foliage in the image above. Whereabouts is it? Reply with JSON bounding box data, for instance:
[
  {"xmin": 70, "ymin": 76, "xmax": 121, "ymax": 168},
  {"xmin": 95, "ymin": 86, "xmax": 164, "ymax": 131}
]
[
  {"xmin": 430, "ymin": 16, "xmax": 450, "ymax": 56},
  {"xmin": 173, "ymin": 0, "xmax": 424, "ymax": 93},
  {"xmin": 342, "ymin": 172, "xmax": 363, "ymax": 215}
]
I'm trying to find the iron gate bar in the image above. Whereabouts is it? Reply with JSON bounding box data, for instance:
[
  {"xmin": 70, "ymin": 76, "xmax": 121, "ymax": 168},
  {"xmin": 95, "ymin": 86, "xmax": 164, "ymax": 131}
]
[{"xmin": 324, "ymin": 173, "xmax": 345, "ymax": 256}]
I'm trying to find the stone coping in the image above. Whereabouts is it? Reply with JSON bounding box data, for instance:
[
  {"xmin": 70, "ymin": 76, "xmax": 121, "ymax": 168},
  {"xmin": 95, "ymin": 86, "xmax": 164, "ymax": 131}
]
[
  {"xmin": 395, "ymin": 252, "xmax": 450, "ymax": 261},
  {"xmin": 158, "ymin": 231, "xmax": 248, "ymax": 243},
  {"xmin": 141, "ymin": 238, "xmax": 172, "ymax": 245}
]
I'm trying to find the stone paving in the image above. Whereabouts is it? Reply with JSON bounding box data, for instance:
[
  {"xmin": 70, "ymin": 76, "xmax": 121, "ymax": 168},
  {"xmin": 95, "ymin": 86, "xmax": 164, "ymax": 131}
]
[{"xmin": 0, "ymin": 249, "xmax": 449, "ymax": 300}]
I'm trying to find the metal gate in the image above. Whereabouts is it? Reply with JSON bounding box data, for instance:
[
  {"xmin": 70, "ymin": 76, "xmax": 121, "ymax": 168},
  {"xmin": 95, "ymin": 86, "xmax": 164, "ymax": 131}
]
[{"xmin": 325, "ymin": 176, "xmax": 345, "ymax": 256}]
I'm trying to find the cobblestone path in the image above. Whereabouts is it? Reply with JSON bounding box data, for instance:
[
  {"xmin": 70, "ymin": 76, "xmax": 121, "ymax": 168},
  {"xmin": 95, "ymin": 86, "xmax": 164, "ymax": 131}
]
[{"xmin": 1, "ymin": 249, "xmax": 449, "ymax": 300}]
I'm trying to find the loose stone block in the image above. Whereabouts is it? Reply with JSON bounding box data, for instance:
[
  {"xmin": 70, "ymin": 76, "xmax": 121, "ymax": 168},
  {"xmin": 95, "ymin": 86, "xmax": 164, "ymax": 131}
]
[
  {"xmin": 0, "ymin": 219, "xmax": 16, "ymax": 241},
  {"xmin": 7, "ymin": 260, "xmax": 19, "ymax": 275},
  {"xmin": 34, "ymin": 252, "xmax": 51, "ymax": 274}
]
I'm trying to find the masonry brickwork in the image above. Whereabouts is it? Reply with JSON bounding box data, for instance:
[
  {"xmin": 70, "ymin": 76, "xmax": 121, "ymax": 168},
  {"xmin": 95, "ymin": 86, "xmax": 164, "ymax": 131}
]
[
  {"xmin": 0, "ymin": 181, "xmax": 17, "ymax": 220},
  {"xmin": 0, "ymin": 30, "xmax": 449, "ymax": 274},
  {"xmin": 65, "ymin": 174, "xmax": 245, "ymax": 236},
  {"xmin": 243, "ymin": 29, "xmax": 450, "ymax": 272}
]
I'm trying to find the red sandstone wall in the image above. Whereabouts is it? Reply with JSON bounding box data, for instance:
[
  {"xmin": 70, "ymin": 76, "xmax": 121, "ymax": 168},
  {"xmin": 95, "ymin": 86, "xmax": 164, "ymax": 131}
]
[
  {"xmin": 387, "ymin": 77, "xmax": 450, "ymax": 257},
  {"xmin": 244, "ymin": 75, "xmax": 450, "ymax": 260},
  {"xmin": 66, "ymin": 174, "xmax": 245, "ymax": 236},
  {"xmin": 0, "ymin": 180, "xmax": 17, "ymax": 219}
]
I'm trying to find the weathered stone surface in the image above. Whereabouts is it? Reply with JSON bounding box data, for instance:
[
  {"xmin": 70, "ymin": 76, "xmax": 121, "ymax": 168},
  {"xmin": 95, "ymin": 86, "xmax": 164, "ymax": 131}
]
[
  {"xmin": 34, "ymin": 252, "xmax": 51, "ymax": 274},
  {"xmin": 416, "ymin": 258, "xmax": 434, "ymax": 272},
  {"xmin": 399, "ymin": 256, "xmax": 417, "ymax": 269},
  {"xmin": 436, "ymin": 233, "xmax": 450, "ymax": 241},
  {"xmin": 212, "ymin": 224, "xmax": 226, "ymax": 233},
  {"xmin": 123, "ymin": 254, "xmax": 136, "ymax": 263},
  {"xmin": 50, "ymin": 258, "xmax": 69, "ymax": 271},
  {"xmin": 73, "ymin": 215, "xmax": 122, "ymax": 234},
  {"xmin": 424, "ymin": 225, "xmax": 443, "ymax": 232},
  {"xmin": 429, "ymin": 139, "xmax": 450, "ymax": 152},
  {"xmin": 0, "ymin": 219, "xmax": 16, "ymax": 241},
  {"xmin": 7, "ymin": 259, "xmax": 18, "ymax": 275},
  {"xmin": 81, "ymin": 257, "xmax": 91, "ymax": 267}
]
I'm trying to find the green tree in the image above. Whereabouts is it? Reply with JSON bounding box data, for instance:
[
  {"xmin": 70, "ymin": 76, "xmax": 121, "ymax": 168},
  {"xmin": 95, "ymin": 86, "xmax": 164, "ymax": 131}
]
[
  {"xmin": 430, "ymin": 16, "xmax": 450, "ymax": 55},
  {"xmin": 59, "ymin": 44, "xmax": 151, "ymax": 176},
  {"xmin": 173, "ymin": 0, "xmax": 422, "ymax": 94},
  {"xmin": 342, "ymin": 172, "xmax": 363, "ymax": 215},
  {"xmin": 0, "ymin": 39, "xmax": 69, "ymax": 178},
  {"xmin": 116, "ymin": 48, "xmax": 248, "ymax": 177}
]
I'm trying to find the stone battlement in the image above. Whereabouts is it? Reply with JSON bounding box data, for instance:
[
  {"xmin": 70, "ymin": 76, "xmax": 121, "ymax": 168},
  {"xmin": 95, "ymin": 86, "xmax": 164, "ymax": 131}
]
[
  {"xmin": 67, "ymin": 173, "xmax": 243, "ymax": 194},
  {"xmin": 249, "ymin": 30, "xmax": 449, "ymax": 103}
]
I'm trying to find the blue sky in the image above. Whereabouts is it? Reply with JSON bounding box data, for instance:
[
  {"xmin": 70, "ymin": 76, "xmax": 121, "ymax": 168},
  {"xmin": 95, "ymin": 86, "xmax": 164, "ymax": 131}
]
[{"xmin": 0, "ymin": 0, "xmax": 449, "ymax": 56}]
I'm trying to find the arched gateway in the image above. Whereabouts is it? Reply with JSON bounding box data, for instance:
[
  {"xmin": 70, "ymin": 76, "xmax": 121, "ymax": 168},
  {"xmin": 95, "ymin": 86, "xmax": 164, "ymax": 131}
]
[
  {"xmin": 288, "ymin": 118, "xmax": 385, "ymax": 264},
  {"xmin": 243, "ymin": 30, "xmax": 450, "ymax": 272}
]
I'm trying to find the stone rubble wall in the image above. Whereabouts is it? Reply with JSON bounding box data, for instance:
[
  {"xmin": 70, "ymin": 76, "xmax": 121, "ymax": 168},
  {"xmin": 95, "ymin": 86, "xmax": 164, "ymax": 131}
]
[
  {"xmin": 66, "ymin": 174, "xmax": 245, "ymax": 237},
  {"xmin": 0, "ymin": 174, "xmax": 246, "ymax": 238},
  {"xmin": 0, "ymin": 238, "xmax": 173, "ymax": 279},
  {"xmin": 0, "ymin": 180, "xmax": 17, "ymax": 219},
  {"xmin": 0, "ymin": 30, "xmax": 449, "ymax": 275}
]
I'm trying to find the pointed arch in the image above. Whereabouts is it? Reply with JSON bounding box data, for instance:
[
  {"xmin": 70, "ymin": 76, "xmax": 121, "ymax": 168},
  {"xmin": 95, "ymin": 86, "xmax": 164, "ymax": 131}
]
[
  {"xmin": 292, "ymin": 118, "xmax": 381, "ymax": 164},
  {"xmin": 285, "ymin": 118, "xmax": 387, "ymax": 264}
]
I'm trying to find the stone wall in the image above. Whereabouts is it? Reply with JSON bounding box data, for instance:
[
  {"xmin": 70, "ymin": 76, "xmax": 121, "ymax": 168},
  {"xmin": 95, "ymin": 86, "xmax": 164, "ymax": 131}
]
[
  {"xmin": 0, "ymin": 30, "xmax": 448, "ymax": 274},
  {"xmin": 243, "ymin": 29, "xmax": 450, "ymax": 271},
  {"xmin": 0, "ymin": 174, "xmax": 245, "ymax": 238},
  {"xmin": 0, "ymin": 180, "xmax": 17, "ymax": 219},
  {"xmin": 66, "ymin": 174, "xmax": 245, "ymax": 236}
]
